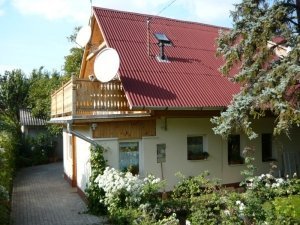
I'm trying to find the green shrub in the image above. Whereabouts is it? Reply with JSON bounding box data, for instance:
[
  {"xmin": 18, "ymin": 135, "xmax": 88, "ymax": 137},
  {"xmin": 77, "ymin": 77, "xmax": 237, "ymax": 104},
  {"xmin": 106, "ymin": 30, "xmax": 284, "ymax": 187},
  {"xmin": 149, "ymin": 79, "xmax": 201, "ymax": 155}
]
[
  {"xmin": 0, "ymin": 186, "xmax": 9, "ymax": 202},
  {"xmin": 0, "ymin": 204, "xmax": 9, "ymax": 225},
  {"xmin": 173, "ymin": 171, "xmax": 220, "ymax": 199},
  {"xmin": 86, "ymin": 144, "xmax": 300, "ymax": 225},
  {"xmin": 85, "ymin": 145, "xmax": 107, "ymax": 215},
  {"xmin": 19, "ymin": 132, "xmax": 56, "ymax": 166},
  {"xmin": 109, "ymin": 208, "xmax": 179, "ymax": 225},
  {"xmin": 0, "ymin": 132, "xmax": 17, "ymax": 225},
  {"xmin": 0, "ymin": 186, "xmax": 9, "ymax": 225},
  {"xmin": 109, "ymin": 207, "xmax": 143, "ymax": 225},
  {"xmin": 264, "ymin": 195, "xmax": 300, "ymax": 224}
]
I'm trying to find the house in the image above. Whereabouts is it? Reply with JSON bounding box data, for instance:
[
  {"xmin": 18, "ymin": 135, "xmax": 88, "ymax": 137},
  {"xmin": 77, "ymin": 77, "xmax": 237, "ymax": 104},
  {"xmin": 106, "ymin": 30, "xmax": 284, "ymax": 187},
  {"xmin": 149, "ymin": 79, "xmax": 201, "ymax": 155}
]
[
  {"xmin": 20, "ymin": 108, "xmax": 63, "ymax": 160},
  {"xmin": 20, "ymin": 108, "xmax": 47, "ymax": 137},
  {"xmin": 50, "ymin": 7, "xmax": 300, "ymax": 194}
]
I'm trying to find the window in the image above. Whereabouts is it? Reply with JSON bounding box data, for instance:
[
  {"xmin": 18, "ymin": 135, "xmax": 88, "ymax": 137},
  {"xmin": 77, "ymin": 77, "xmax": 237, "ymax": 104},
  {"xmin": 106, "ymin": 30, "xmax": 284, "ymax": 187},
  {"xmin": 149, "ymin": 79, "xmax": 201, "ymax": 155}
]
[
  {"xmin": 119, "ymin": 142, "xmax": 139, "ymax": 174},
  {"xmin": 187, "ymin": 136, "xmax": 208, "ymax": 160},
  {"xmin": 262, "ymin": 133, "xmax": 274, "ymax": 162},
  {"xmin": 228, "ymin": 135, "xmax": 244, "ymax": 164}
]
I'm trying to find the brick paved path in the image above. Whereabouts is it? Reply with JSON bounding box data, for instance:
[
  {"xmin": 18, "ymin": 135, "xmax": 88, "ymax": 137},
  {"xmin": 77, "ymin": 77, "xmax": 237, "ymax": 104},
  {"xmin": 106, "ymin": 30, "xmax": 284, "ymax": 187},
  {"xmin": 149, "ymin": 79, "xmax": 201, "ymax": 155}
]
[{"xmin": 10, "ymin": 162, "xmax": 107, "ymax": 225}]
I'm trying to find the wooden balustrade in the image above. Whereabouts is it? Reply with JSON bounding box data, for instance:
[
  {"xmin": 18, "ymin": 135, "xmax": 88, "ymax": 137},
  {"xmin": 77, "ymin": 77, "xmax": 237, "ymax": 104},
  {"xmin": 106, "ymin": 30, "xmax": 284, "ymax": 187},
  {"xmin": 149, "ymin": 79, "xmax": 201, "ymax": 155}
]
[{"xmin": 51, "ymin": 77, "xmax": 143, "ymax": 118}]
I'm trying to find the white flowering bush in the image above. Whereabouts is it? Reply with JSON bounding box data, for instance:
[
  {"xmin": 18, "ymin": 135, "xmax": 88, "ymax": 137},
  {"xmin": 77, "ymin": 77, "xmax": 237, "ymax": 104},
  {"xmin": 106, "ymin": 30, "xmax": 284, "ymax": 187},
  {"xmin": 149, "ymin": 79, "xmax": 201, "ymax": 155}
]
[
  {"xmin": 243, "ymin": 172, "xmax": 300, "ymax": 202},
  {"xmin": 91, "ymin": 152, "xmax": 300, "ymax": 224},
  {"xmin": 215, "ymin": 172, "xmax": 300, "ymax": 224},
  {"xmin": 95, "ymin": 167, "xmax": 163, "ymax": 214}
]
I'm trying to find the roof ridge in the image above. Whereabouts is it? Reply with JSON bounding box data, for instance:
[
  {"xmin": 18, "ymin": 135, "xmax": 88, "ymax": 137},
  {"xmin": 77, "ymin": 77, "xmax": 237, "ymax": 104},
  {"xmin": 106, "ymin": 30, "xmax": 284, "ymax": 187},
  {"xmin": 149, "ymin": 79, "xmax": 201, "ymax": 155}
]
[{"xmin": 92, "ymin": 6, "xmax": 231, "ymax": 31}]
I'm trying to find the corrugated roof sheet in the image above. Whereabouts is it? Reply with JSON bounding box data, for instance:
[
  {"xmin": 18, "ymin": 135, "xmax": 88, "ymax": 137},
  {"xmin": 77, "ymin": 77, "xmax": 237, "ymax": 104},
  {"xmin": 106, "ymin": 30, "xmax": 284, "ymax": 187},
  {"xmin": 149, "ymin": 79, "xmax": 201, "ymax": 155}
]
[
  {"xmin": 19, "ymin": 109, "xmax": 47, "ymax": 126},
  {"xmin": 93, "ymin": 7, "xmax": 240, "ymax": 109}
]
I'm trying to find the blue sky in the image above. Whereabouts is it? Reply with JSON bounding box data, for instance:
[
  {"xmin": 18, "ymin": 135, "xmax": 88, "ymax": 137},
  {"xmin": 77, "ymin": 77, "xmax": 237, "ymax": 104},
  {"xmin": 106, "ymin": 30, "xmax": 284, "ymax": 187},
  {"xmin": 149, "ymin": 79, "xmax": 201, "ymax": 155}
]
[{"xmin": 0, "ymin": 0, "xmax": 240, "ymax": 75}]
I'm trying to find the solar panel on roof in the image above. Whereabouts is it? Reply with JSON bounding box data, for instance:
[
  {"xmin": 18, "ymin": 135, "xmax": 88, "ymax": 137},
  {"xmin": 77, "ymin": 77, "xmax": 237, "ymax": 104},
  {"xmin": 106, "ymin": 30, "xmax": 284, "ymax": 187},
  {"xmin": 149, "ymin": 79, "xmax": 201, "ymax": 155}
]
[{"xmin": 154, "ymin": 33, "xmax": 172, "ymax": 45}]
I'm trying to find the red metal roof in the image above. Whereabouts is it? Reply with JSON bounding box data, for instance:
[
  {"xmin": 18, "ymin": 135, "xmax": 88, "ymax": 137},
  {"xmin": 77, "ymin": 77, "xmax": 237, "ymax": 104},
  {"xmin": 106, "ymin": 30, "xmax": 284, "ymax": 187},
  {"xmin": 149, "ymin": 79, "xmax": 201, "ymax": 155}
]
[{"xmin": 93, "ymin": 7, "xmax": 240, "ymax": 109}]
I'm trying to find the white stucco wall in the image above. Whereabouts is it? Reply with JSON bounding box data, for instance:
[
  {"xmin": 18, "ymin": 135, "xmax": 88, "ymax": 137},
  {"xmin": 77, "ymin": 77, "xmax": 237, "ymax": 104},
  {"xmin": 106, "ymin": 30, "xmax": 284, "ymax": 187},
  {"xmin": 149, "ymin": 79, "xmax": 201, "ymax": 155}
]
[
  {"xmin": 63, "ymin": 126, "xmax": 92, "ymax": 191},
  {"xmin": 74, "ymin": 126, "xmax": 92, "ymax": 192},
  {"xmin": 142, "ymin": 118, "xmax": 223, "ymax": 189},
  {"xmin": 63, "ymin": 129, "xmax": 73, "ymax": 181},
  {"xmin": 63, "ymin": 117, "xmax": 300, "ymax": 191}
]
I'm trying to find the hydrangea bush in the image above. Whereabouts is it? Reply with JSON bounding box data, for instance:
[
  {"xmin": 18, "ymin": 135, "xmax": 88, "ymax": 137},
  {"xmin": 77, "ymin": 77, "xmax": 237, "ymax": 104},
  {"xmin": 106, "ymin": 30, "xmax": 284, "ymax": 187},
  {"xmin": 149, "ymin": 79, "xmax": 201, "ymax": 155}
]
[{"xmin": 95, "ymin": 167, "xmax": 163, "ymax": 213}]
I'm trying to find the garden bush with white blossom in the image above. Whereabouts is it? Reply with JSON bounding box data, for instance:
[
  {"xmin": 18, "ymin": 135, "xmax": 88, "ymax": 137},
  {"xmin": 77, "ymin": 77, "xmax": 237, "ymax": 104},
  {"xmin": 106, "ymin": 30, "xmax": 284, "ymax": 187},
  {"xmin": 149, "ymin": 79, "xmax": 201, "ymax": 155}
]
[
  {"xmin": 92, "ymin": 165, "xmax": 300, "ymax": 224},
  {"xmin": 95, "ymin": 167, "xmax": 163, "ymax": 213},
  {"xmin": 89, "ymin": 151, "xmax": 300, "ymax": 224},
  {"xmin": 94, "ymin": 167, "xmax": 186, "ymax": 224}
]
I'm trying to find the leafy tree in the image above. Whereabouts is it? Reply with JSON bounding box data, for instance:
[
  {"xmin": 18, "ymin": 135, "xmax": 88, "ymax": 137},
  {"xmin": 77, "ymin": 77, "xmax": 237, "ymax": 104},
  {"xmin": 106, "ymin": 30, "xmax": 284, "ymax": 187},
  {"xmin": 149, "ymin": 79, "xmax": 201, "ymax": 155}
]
[
  {"xmin": 63, "ymin": 26, "xmax": 84, "ymax": 79},
  {"xmin": 212, "ymin": 0, "xmax": 300, "ymax": 139},
  {"xmin": 0, "ymin": 69, "xmax": 29, "ymax": 175},
  {"xmin": 0, "ymin": 69, "xmax": 29, "ymax": 132},
  {"xmin": 27, "ymin": 67, "xmax": 61, "ymax": 119}
]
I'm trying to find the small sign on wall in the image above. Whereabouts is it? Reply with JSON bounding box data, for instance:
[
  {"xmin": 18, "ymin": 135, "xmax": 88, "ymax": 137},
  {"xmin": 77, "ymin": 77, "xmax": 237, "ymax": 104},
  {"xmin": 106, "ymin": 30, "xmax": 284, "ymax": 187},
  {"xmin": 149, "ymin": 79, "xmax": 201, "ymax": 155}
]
[{"xmin": 157, "ymin": 144, "xmax": 166, "ymax": 163}]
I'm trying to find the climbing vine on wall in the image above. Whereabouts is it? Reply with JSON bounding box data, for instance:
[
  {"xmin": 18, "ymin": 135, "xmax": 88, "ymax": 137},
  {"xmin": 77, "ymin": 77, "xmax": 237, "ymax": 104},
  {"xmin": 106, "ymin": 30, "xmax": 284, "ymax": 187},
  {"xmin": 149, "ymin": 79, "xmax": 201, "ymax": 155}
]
[{"xmin": 85, "ymin": 144, "xmax": 107, "ymax": 215}]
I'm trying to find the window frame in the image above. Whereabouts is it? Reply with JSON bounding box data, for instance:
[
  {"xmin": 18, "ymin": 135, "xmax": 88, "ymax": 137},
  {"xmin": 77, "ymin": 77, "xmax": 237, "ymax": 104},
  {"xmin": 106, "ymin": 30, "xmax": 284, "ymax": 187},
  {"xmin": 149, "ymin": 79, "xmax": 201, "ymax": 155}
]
[
  {"xmin": 187, "ymin": 135, "xmax": 208, "ymax": 160},
  {"xmin": 119, "ymin": 141, "xmax": 140, "ymax": 175}
]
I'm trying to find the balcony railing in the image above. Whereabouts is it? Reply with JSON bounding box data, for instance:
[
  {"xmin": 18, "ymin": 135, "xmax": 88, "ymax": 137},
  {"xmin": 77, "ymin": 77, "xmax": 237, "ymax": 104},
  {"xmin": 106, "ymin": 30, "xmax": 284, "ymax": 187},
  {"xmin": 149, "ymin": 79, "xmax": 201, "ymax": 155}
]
[{"xmin": 51, "ymin": 76, "xmax": 147, "ymax": 119}]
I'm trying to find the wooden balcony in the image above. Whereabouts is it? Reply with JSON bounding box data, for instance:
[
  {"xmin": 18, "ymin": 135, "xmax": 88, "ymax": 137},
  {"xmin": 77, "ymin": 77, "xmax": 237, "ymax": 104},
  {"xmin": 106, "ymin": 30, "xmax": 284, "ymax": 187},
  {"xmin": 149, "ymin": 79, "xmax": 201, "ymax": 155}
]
[{"xmin": 51, "ymin": 76, "xmax": 149, "ymax": 120}]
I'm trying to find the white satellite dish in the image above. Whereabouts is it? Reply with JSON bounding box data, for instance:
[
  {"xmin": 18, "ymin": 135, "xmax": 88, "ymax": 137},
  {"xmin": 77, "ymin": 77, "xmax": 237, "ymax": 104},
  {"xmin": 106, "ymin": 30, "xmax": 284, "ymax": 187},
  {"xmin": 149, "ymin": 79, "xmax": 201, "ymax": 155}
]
[
  {"xmin": 76, "ymin": 25, "xmax": 92, "ymax": 47},
  {"xmin": 94, "ymin": 48, "xmax": 120, "ymax": 83}
]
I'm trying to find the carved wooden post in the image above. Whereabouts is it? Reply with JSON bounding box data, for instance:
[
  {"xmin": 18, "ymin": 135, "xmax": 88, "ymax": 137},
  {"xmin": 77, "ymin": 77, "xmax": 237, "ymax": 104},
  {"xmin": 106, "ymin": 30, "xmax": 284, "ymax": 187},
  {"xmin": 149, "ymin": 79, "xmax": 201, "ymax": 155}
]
[{"xmin": 72, "ymin": 75, "xmax": 77, "ymax": 117}]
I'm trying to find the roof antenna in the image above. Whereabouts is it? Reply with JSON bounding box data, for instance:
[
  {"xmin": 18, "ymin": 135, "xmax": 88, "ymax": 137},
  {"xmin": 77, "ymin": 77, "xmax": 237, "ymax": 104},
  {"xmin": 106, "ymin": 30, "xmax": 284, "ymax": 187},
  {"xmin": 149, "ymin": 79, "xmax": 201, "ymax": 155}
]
[
  {"xmin": 155, "ymin": 0, "xmax": 177, "ymax": 17},
  {"xmin": 146, "ymin": 0, "xmax": 177, "ymax": 57},
  {"xmin": 147, "ymin": 17, "xmax": 151, "ymax": 56},
  {"xmin": 89, "ymin": 0, "xmax": 93, "ymax": 25}
]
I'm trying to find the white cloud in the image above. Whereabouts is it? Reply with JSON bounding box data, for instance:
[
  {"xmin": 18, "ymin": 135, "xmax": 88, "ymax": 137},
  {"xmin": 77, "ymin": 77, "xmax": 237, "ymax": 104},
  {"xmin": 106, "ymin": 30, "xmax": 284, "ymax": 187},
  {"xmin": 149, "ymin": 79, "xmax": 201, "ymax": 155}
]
[
  {"xmin": 92, "ymin": 0, "xmax": 172, "ymax": 15},
  {"xmin": 12, "ymin": 0, "xmax": 90, "ymax": 23},
  {"xmin": 0, "ymin": 0, "xmax": 6, "ymax": 16},
  {"xmin": 11, "ymin": 0, "xmax": 239, "ymax": 26},
  {"xmin": 184, "ymin": 0, "xmax": 239, "ymax": 26},
  {"xmin": 92, "ymin": 0, "xmax": 239, "ymax": 26},
  {"xmin": 11, "ymin": 0, "xmax": 180, "ymax": 24}
]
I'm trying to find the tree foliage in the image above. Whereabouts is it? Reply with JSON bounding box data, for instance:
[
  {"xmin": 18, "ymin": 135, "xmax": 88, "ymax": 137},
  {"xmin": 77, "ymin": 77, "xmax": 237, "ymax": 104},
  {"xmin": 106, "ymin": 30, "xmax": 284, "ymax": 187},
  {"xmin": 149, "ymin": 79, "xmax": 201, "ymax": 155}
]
[
  {"xmin": 63, "ymin": 26, "xmax": 84, "ymax": 79},
  {"xmin": 27, "ymin": 67, "xmax": 61, "ymax": 119},
  {"xmin": 0, "ymin": 69, "xmax": 29, "ymax": 125},
  {"xmin": 0, "ymin": 70, "xmax": 29, "ymax": 135},
  {"xmin": 212, "ymin": 0, "xmax": 300, "ymax": 139}
]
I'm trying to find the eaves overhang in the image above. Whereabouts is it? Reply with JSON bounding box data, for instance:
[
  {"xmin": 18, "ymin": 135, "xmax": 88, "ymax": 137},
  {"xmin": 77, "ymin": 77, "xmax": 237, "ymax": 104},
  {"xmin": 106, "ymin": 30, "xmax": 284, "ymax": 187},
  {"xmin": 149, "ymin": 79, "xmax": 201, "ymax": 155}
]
[
  {"xmin": 130, "ymin": 106, "xmax": 226, "ymax": 111},
  {"xmin": 49, "ymin": 113, "xmax": 152, "ymax": 125}
]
